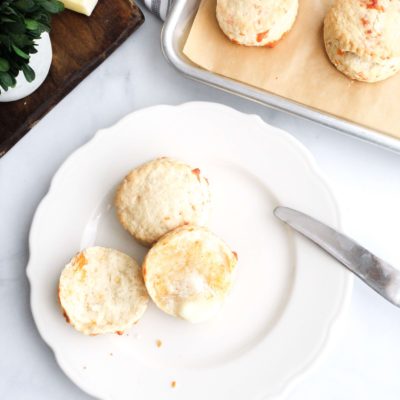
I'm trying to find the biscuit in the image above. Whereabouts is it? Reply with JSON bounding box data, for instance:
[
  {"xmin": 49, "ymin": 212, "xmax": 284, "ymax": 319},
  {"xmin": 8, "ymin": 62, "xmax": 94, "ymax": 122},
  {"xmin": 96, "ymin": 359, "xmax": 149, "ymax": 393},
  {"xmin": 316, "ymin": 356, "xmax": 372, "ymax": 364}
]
[
  {"xmin": 143, "ymin": 225, "xmax": 238, "ymax": 323},
  {"xmin": 115, "ymin": 158, "xmax": 211, "ymax": 246},
  {"xmin": 324, "ymin": 0, "xmax": 400, "ymax": 82},
  {"xmin": 216, "ymin": 0, "xmax": 298, "ymax": 47},
  {"xmin": 58, "ymin": 247, "xmax": 149, "ymax": 335}
]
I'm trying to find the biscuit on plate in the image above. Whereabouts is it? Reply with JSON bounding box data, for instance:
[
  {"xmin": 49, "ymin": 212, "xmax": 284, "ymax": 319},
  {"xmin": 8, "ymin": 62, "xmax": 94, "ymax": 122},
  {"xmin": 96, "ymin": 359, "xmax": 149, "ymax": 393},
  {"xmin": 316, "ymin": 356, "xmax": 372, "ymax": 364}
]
[
  {"xmin": 324, "ymin": 0, "xmax": 400, "ymax": 82},
  {"xmin": 143, "ymin": 225, "xmax": 238, "ymax": 323},
  {"xmin": 115, "ymin": 157, "xmax": 211, "ymax": 246},
  {"xmin": 58, "ymin": 247, "xmax": 149, "ymax": 335},
  {"xmin": 216, "ymin": 0, "xmax": 298, "ymax": 47}
]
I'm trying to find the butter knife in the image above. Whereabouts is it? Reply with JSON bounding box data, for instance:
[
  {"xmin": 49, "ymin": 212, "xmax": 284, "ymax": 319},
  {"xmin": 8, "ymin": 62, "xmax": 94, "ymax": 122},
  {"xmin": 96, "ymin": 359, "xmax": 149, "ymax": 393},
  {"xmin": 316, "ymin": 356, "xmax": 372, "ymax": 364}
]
[{"xmin": 274, "ymin": 206, "xmax": 400, "ymax": 307}]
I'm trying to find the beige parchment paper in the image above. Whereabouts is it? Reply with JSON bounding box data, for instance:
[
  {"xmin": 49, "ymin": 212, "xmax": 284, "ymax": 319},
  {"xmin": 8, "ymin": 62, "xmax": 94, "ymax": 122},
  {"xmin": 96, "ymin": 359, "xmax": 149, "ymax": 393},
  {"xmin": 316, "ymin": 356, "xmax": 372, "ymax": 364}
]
[{"xmin": 183, "ymin": 0, "xmax": 400, "ymax": 139}]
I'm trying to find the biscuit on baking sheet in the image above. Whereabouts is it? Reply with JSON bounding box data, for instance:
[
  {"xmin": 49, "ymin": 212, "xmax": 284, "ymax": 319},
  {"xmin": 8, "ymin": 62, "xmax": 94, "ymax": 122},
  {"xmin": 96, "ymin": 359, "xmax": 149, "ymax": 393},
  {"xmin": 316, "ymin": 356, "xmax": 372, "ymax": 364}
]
[
  {"xmin": 115, "ymin": 157, "xmax": 211, "ymax": 246},
  {"xmin": 58, "ymin": 247, "xmax": 149, "ymax": 335},
  {"xmin": 216, "ymin": 0, "xmax": 298, "ymax": 47},
  {"xmin": 143, "ymin": 225, "xmax": 238, "ymax": 323},
  {"xmin": 324, "ymin": 0, "xmax": 400, "ymax": 82}
]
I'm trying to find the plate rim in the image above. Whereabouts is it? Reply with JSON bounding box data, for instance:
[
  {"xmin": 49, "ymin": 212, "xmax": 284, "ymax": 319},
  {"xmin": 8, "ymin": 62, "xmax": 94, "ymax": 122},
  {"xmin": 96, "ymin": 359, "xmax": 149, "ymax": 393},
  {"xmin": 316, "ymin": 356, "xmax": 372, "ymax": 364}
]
[{"xmin": 26, "ymin": 101, "xmax": 353, "ymax": 400}]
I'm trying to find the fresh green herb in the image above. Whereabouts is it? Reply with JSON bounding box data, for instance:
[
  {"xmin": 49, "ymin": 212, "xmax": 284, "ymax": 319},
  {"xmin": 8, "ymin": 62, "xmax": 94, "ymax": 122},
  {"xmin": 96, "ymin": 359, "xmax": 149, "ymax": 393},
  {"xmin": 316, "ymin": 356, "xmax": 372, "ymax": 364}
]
[{"xmin": 0, "ymin": 0, "xmax": 64, "ymax": 94}]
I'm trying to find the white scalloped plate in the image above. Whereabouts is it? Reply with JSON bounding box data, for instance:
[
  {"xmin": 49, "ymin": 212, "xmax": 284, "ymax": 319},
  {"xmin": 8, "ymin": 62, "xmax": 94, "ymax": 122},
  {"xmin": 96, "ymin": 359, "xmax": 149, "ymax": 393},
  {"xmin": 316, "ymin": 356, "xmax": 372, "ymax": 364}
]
[{"xmin": 27, "ymin": 102, "xmax": 352, "ymax": 400}]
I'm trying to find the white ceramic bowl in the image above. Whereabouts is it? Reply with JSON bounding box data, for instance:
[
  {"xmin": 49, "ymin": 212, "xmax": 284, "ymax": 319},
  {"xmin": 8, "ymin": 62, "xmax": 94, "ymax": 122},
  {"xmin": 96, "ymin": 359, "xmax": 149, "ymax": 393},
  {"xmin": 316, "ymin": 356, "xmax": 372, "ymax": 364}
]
[{"xmin": 0, "ymin": 32, "xmax": 52, "ymax": 102}]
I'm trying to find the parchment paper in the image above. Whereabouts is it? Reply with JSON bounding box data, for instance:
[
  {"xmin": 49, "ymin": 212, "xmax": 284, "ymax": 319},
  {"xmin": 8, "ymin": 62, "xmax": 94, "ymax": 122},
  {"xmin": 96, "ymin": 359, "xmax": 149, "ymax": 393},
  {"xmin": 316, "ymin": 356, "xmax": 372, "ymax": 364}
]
[{"xmin": 183, "ymin": 0, "xmax": 400, "ymax": 139}]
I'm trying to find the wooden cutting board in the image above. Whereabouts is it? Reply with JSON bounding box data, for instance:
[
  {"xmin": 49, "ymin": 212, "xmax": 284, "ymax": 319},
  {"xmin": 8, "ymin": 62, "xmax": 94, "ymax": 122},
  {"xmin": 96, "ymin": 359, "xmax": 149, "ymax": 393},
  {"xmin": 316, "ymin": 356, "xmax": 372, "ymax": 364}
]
[{"xmin": 0, "ymin": 0, "xmax": 144, "ymax": 157}]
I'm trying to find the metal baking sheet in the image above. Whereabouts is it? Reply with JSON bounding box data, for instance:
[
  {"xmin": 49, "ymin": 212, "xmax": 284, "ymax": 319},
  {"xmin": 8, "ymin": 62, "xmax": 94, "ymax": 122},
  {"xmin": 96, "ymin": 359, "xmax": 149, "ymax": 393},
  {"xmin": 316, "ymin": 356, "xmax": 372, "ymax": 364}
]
[{"xmin": 161, "ymin": 0, "xmax": 400, "ymax": 153}]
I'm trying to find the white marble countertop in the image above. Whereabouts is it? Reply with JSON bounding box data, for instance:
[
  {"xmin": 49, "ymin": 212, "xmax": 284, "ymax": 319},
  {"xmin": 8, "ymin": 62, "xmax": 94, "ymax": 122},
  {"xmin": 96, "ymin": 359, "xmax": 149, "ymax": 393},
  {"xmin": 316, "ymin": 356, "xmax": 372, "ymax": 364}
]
[{"xmin": 1, "ymin": 7, "xmax": 400, "ymax": 400}]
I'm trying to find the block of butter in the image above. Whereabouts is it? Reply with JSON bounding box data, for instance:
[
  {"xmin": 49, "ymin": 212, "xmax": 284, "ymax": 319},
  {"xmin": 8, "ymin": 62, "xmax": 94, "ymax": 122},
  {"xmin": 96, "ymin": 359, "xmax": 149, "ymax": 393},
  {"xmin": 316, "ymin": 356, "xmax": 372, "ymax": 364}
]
[{"xmin": 60, "ymin": 0, "xmax": 99, "ymax": 16}]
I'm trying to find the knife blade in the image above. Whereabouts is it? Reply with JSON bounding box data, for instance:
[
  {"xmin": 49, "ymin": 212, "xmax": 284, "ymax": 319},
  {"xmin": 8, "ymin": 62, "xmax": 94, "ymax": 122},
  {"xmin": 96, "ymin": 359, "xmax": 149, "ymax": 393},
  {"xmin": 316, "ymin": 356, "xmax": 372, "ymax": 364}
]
[{"xmin": 274, "ymin": 206, "xmax": 400, "ymax": 307}]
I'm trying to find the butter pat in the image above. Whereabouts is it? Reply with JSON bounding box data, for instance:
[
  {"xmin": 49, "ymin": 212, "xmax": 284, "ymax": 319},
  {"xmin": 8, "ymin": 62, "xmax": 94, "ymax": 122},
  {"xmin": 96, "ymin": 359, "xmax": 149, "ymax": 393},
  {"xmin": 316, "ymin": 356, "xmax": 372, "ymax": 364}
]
[
  {"xmin": 60, "ymin": 0, "xmax": 98, "ymax": 16},
  {"xmin": 177, "ymin": 298, "xmax": 222, "ymax": 323}
]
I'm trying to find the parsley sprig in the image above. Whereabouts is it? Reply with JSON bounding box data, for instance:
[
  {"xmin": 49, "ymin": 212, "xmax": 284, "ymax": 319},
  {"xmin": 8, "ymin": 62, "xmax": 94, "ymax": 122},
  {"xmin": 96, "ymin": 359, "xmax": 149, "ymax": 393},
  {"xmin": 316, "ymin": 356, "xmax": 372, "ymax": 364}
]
[{"xmin": 0, "ymin": 0, "xmax": 64, "ymax": 94}]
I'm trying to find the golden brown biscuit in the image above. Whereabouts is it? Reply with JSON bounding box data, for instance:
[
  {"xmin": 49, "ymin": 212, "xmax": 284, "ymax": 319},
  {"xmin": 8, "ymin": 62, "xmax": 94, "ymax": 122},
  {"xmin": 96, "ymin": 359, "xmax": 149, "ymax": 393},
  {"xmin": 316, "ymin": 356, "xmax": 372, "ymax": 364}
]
[
  {"xmin": 216, "ymin": 0, "xmax": 298, "ymax": 47},
  {"xmin": 115, "ymin": 157, "xmax": 211, "ymax": 246},
  {"xmin": 143, "ymin": 225, "xmax": 238, "ymax": 323},
  {"xmin": 58, "ymin": 247, "xmax": 148, "ymax": 335},
  {"xmin": 324, "ymin": 0, "xmax": 400, "ymax": 82}
]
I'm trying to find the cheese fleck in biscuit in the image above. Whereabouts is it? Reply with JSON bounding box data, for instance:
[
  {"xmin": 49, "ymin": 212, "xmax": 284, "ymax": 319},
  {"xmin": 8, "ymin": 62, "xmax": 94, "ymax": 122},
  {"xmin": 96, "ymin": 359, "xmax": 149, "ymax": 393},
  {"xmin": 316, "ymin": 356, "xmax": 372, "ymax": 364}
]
[
  {"xmin": 58, "ymin": 247, "xmax": 149, "ymax": 335},
  {"xmin": 143, "ymin": 225, "xmax": 238, "ymax": 323}
]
